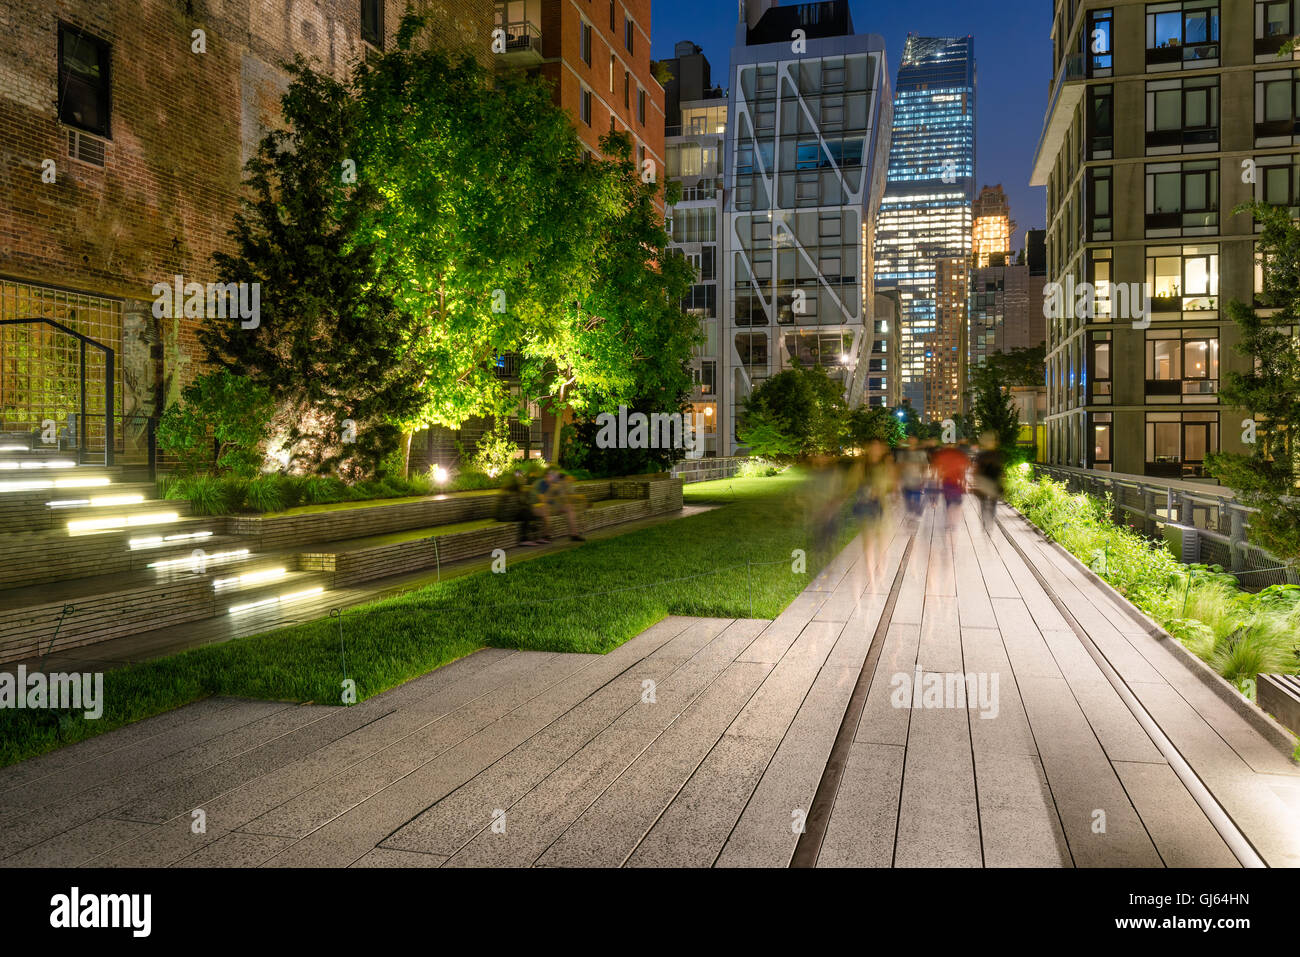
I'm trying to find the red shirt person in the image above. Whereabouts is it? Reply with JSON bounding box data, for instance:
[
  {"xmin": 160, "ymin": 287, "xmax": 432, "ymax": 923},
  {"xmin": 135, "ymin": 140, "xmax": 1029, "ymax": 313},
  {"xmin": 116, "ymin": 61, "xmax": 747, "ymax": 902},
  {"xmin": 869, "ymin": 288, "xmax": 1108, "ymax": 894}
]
[{"xmin": 931, "ymin": 445, "xmax": 969, "ymax": 506}]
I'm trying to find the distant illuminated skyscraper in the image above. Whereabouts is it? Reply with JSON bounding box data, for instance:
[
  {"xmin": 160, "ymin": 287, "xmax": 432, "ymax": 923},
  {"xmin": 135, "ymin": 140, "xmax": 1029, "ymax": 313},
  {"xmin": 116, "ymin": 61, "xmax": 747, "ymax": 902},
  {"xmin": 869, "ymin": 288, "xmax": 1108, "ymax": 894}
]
[
  {"xmin": 972, "ymin": 184, "xmax": 1014, "ymax": 268},
  {"xmin": 874, "ymin": 35, "xmax": 976, "ymax": 419}
]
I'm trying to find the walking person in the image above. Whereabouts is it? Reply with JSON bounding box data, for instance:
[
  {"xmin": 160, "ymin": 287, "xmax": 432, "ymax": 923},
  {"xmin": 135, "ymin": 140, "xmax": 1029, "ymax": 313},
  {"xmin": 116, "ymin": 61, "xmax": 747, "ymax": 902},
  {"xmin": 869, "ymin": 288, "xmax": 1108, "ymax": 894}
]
[
  {"xmin": 853, "ymin": 440, "xmax": 895, "ymax": 579},
  {"xmin": 972, "ymin": 432, "xmax": 1006, "ymax": 531},
  {"xmin": 930, "ymin": 440, "xmax": 970, "ymax": 529},
  {"xmin": 898, "ymin": 437, "xmax": 928, "ymax": 520}
]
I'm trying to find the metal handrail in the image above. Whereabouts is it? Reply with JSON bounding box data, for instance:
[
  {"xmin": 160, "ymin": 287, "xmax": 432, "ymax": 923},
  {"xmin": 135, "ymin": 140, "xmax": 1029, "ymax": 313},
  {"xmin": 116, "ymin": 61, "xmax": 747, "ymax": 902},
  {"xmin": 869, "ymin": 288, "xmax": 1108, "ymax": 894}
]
[{"xmin": 0, "ymin": 317, "xmax": 114, "ymax": 466}]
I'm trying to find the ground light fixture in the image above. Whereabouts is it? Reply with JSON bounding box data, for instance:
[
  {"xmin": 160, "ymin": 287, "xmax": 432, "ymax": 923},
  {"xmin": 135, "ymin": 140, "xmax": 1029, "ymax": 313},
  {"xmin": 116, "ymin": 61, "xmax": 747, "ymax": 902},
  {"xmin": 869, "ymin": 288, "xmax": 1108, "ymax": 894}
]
[
  {"xmin": 228, "ymin": 585, "xmax": 324, "ymax": 614},
  {"xmin": 432, "ymin": 465, "xmax": 449, "ymax": 485}
]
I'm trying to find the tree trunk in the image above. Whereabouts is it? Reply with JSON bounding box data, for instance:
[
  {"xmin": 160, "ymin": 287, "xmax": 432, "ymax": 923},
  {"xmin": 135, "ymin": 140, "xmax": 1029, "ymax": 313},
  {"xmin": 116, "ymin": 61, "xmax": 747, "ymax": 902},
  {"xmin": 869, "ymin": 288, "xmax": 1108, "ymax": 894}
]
[{"xmin": 401, "ymin": 431, "xmax": 413, "ymax": 479}]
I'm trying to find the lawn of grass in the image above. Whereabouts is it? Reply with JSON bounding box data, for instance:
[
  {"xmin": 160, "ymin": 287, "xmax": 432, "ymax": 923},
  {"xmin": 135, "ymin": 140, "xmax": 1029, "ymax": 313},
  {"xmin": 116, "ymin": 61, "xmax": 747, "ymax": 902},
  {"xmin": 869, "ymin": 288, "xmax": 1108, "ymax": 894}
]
[{"xmin": 0, "ymin": 470, "xmax": 854, "ymax": 768}]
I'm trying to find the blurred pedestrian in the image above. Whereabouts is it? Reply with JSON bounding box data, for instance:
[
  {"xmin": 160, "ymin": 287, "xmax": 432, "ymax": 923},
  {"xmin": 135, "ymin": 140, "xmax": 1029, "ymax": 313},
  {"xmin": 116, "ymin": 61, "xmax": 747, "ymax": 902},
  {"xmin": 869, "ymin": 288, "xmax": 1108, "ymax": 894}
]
[
  {"xmin": 931, "ymin": 441, "xmax": 969, "ymax": 527},
  {"xmin": 898, "ymin": 437, "xmax": 928, "ymax": 519},
  {"xmin": 853, "ymin": 440, "xmax": 895, "ymax": 577},
  {"xmin": 973, "ymin": 432, "xmax": 1006, "ymax": 531}
]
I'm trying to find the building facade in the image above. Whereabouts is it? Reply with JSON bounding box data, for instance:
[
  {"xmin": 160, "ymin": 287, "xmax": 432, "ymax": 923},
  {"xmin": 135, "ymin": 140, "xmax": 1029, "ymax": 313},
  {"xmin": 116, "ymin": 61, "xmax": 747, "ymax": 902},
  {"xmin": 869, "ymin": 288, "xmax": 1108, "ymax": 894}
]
[
  {"xmin": 495, "ymin": 0, "xmax": 664, "ymax": 177},
  {"xmin": 874, "ymin": 34, "xmax": 977, "ymax": 420},
  {"xmin": 662, "ymin": 41, "xmax": 725, "ymax": 455},
  {"xmin": 722, "ymin": 0, "xmax": 893, "ymax": 454},
  {"xmin": 1032, "ymin": 0, "xmax": 1299, "ymax": 478},
  {"xmin": 0, "ymin": 0, "xmax": 492, "ymax": 466}
]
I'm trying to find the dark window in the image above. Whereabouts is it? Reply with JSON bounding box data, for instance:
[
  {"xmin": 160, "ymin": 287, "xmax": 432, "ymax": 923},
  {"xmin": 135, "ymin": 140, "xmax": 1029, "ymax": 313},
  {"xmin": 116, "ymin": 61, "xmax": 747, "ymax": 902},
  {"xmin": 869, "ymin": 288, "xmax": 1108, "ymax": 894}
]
[
  {"xmin": 1146, "ymin": 161, "xmax": 1219, "ymax": 231},
  {"xmin": 580, "ymin": 88, "xmax": 592, "ymax": 126},
  {"xmin": 1089, "ymin": 85, "xmax": 1113, "ymax": 156},
  {"xmin": 58, "ymin": 23, "xmax": 111, "ymax": 138},
  {"xmin": 610, "ymin": 0, "xmax": 616, "ymax": 31},
  {"xmin": 624, "ymin": 17, "xmax": 633, "ymax": 52},
  {"xmin": 1087, "ymin": 167, "xmax": 1113, "ymax": 237},
  {"xmin": 624, "ymin": 71, "xmax": 630, "ymax": 108},
  {"xmin": 361, "ymin": 0, "xmax": 384, "ymax": 48},
  {"xmin": 1146, "ymin": 77, "xmax": 1218, "ymax": 148},
  {"xmin": 637, "ymin": 87, "xmax": 646, "ymax": 124},
  {"xmin": 580, "ymin": 22, "xmax": 592, "ymax": 66}
]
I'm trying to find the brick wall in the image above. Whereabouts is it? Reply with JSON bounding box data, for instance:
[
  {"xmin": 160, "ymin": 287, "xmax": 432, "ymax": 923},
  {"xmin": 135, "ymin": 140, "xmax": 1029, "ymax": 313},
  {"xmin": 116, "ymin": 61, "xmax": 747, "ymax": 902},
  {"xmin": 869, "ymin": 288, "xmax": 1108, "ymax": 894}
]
[{"xmin": 0, "ymin": 0, "xmax": 492, "ymax": 419}]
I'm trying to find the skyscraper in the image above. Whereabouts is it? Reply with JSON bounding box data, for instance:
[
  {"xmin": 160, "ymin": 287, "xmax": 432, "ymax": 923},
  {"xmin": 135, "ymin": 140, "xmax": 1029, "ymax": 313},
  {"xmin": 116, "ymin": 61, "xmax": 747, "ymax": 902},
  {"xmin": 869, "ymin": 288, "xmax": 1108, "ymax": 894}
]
[
  {"xmin": 874, "ymin": 35, "xmax": 977, "ymax": 420},
  {"xmin": 722, "ymin": 0, "xmax": 893, "ymax": 453}
]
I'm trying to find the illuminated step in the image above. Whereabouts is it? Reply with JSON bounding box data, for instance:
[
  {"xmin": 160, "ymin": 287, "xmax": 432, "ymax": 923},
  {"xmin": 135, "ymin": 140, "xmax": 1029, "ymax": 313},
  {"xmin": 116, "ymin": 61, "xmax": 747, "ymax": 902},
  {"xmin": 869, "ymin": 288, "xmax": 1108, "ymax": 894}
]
[
  {"xmin": 48, "ymin": 494, "xmax": 145, "ymax": 509},
  {"xmin": 146, "ymin": 549, "xmax": 250, "ymax": 571},
  {"xmin": 0, "ymin": 459, "xmax": 77, "ymax": 469},
  {"xmin": 129, "ymin": 531, "xmax": 214, "ymax": 549},
  {"xmin": 0, "ymin": 477, "xmax": 112, "ymax": 493},
  {"xmin": 68, "ymin": 511, "xmax": 180, "ymax": 534},
  {"xmin": 229, "ymin": 586, "xmax": 324, "ymax": 614},
  {"xmin": 212, "ymin": 567, "xmax": 286, "ymax": 590}
]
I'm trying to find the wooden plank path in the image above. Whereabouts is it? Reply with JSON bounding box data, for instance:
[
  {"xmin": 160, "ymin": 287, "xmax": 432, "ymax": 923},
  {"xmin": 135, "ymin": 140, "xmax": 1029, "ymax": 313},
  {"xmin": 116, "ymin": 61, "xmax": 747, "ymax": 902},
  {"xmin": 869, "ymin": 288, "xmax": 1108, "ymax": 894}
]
[{"xmin": 1, "ymin": 497, "xmax": 1297, "ymax": 868}]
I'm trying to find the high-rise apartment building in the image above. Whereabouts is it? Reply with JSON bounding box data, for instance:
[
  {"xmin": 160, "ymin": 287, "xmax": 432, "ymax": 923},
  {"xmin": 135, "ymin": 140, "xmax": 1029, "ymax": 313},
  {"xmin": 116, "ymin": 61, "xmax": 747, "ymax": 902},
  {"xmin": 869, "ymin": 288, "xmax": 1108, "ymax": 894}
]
[
  {"xmin": 662, "ymin": 41, "xmax": 726, "ymax": 455},
  {"xmin": 1031, "ymin": 0, "xmax": 1299, "ymax": 478},
  {"xmin": 874, "ymin": 35, "xmax": 977, "ymax": 420},
  {"xmin": 722, "ymin": 0, "xmax": 893, "ymax": 453}
]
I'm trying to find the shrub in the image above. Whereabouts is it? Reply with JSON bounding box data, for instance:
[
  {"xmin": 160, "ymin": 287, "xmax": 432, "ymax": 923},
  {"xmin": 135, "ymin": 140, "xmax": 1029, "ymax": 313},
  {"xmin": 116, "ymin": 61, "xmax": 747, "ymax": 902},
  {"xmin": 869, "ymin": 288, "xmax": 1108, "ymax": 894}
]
[
  {"xmin": 736, "ymin": 457, "xmax": 785, "ymax": 479},
  {"xmin": 1004, "ymin": 468, "xmax": 1300, "ymax": 699},
  {"xmin": 244, "ymin": 475, "xmax": 287, "ymax": 513},
  {"xmin": 156, "ymin": 370, "xmax": 274, "ymax": 477},
  {"xmin": 302, "ymin": 475, "xmax": 349, "ymax": 504}
]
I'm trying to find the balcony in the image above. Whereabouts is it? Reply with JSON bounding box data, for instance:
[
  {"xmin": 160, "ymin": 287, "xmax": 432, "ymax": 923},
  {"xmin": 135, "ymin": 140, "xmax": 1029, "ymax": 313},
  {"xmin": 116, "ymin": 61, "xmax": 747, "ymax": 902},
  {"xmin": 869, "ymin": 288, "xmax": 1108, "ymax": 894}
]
[
  {"xmin": 1029, "ymin": 53, "xmax": 1086, "ymax": 187},
  {"xmin": 494, "ymin": 16, "xmax": 542, "ymax": 66}
]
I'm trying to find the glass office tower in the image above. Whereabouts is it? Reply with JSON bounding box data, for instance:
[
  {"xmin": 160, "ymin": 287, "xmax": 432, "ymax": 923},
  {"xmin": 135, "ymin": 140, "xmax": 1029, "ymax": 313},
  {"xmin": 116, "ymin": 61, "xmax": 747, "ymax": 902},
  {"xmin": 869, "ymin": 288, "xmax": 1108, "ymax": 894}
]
[
  {"xmin": 874, "ymin": 35, "xmax": 976, "ymax": 419},
  {"xmin": 723, "ymin": 0, "xmax": 893, "ymax": 452}
]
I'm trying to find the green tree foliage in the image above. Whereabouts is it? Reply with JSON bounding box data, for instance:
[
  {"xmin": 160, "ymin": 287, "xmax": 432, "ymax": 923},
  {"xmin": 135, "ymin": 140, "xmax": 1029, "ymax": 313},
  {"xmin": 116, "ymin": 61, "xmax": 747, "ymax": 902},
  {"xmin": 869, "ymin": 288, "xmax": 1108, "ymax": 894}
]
[
  {"xmin": 1206, "ymin": 201, "xmax": 1300, "ymax": 562},
  {"xmin": 979, "ymin": 345, "xmax": 1046, "ymax": 388},
  {"xmin": 738, "ymin": 364, "xmax": 847, "ymax": 460},
  {"xmin": 200, "ymin": 57, "xmax": 421, "ymax": 478},
  {"xmin": 971, "ymin": 365, "xmax": 1022, "ymax": 452},
  {"xmin": 847, "ymin": 405, "xmax": 906, "ymax": 449},
  {"xmin": 351, "ymin": 20, "xmax": 695, "ymax": 463},
  {"xmin": 156, "ymin": 371, "xmax": 275, "ymax": 477},
  {"xmin": 202, "ymin": 14, "xmax": 694, "ymax": 478}
]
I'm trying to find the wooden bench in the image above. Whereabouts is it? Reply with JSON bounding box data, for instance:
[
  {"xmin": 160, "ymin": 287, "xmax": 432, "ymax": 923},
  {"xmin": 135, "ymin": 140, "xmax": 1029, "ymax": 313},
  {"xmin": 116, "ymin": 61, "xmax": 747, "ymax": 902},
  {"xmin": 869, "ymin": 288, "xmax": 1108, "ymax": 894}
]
[{"xmin": 1257, "ymin": 674, "xmax": 1300, "ymax": 737}]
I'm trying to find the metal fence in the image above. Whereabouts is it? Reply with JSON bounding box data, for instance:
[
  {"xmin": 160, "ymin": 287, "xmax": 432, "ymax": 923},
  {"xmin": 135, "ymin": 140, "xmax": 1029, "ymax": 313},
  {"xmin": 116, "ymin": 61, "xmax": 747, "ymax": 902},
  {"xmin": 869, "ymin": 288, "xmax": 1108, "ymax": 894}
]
[{"xmin": 1032, "ymin": 464, "xmax": 1298, "ymax": 590}]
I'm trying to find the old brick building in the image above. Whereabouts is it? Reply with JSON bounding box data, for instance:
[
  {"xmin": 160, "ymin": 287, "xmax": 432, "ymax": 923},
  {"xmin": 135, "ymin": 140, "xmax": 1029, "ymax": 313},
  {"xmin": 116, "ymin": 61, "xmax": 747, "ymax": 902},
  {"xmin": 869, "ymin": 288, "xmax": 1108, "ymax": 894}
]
[{"xmin": 0, "ymin": 0, "xmax": 491, "ymax": 464}]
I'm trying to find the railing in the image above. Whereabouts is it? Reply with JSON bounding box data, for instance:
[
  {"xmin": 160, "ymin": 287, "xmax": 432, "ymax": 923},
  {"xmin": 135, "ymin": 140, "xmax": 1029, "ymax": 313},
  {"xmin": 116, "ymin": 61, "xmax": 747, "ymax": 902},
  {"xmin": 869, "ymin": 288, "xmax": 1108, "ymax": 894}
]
[
  {"xmin": 495, "ymin": 19, "xmax": 541, "ymax": 56},
  {"xmin": 0, "ymin": 317, "xmax": 114, "ymax": 467},
  {"xmin": 1031, "ymin": 464, "xmax": 1296, "ymax": 588}
]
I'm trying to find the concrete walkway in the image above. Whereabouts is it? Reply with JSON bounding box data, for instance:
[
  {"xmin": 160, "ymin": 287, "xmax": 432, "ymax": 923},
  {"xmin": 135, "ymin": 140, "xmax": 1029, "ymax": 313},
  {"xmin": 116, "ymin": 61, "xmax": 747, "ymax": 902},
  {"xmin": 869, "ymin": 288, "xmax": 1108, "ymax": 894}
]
[{"xmin": 1, "ymin": 498, "xmax": 1296, "ymax": 868}]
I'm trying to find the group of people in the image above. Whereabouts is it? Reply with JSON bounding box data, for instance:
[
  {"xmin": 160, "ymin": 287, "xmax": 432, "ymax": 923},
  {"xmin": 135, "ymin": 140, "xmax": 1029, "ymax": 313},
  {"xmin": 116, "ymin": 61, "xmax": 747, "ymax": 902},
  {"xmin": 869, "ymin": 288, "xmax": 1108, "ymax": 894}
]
[
  {"xmin": 496, "ymin": 466, "xmax": 586, "ymax": 544},
  {"xmin": 817, "ymin": 432, "xmax": 1008, "ymax": 576}
]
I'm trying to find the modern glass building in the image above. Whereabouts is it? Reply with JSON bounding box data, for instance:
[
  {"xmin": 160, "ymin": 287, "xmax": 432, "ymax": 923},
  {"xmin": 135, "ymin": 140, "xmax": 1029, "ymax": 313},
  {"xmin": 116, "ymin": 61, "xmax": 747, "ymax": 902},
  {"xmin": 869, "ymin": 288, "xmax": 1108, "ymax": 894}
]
[
  {"xmin": 874, "ymin": 35, "xmax": 977, "ymax": 419},
  {"xmin": 722, "ymin": 0, "xmax": 893, "ymax": 452}
]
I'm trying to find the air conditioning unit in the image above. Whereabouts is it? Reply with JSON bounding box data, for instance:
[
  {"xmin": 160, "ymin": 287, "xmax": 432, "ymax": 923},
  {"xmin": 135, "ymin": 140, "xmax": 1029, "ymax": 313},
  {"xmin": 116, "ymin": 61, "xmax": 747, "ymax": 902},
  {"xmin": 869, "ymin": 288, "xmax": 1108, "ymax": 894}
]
[
  {"xmin": 66, "ymin": 129, "xmax": 106, "ymax": 167},
  {"xmin": 1161, "ymin": 522, "xmax": 1200, "ymax": 563}
]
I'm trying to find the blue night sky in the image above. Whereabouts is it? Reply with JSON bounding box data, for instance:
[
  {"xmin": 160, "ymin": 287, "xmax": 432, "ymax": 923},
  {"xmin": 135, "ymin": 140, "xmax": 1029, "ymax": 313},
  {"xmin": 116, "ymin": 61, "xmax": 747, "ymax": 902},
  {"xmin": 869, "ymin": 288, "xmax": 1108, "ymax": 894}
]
[{"xmin": 650, "ymin": 0, "xmax": 1053, "ymax": 250}]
